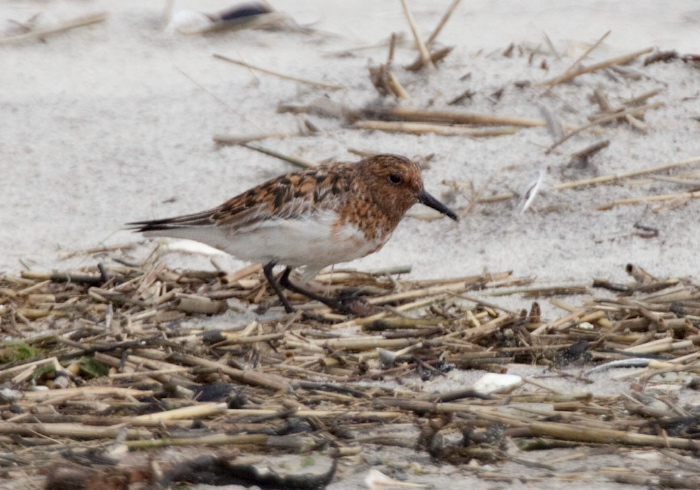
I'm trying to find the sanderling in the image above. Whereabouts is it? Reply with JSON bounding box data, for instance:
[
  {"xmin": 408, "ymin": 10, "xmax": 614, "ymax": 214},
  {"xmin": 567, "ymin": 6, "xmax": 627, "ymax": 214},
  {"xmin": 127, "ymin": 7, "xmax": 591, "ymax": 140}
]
[{"xmin": 128, "ymin": 154, "xmax": 457, "ymax": 313}]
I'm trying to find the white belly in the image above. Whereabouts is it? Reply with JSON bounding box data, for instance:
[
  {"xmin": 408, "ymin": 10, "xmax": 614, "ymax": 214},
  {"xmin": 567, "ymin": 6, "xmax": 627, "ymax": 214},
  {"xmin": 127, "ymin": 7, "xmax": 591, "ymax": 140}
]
[
  {"xmin": 147, "ymin": 211, "xmax": 386, "ymax": 278},
  {"xmin": 230, "ymin": 216, "xmax": 382, "ymax": 268}
]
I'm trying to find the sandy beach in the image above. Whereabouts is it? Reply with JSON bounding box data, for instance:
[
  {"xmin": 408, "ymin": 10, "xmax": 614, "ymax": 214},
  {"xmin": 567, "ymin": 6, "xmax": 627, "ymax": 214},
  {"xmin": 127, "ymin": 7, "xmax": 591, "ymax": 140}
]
[{"xmin": 2, "ymin": 1, "xmax": 700, "ymax": 488}]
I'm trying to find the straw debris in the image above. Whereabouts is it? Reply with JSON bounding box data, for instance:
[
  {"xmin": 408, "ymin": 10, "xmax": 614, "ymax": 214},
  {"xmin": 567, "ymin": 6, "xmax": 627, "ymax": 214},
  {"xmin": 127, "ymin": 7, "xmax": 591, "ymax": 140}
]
[{"xmin": 1, "ymin": 260, "xmax": 700, "ymax": 486}]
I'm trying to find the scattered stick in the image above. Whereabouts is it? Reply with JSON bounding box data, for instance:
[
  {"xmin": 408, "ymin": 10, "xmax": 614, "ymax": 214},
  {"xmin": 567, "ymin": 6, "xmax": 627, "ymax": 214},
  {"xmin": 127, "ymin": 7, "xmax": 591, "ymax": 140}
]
[
  {"xmin": 213, "ymin": 53, "xmax": 345, "ymax": 90},
  {"xmin": 545, "ymin": 101, "xmax": 664, "ymax": 154},
  {"xmin": 555, "ymin": 155, "xmax": 700, "ymax": 190},
  {"xmin": 213, "ymin": 132, "xmax": 307, "ymax": 146},
  {"xmin": 131, "ymin": 402, "xmax": 227, "ymax": 422},
  {"xmin": 375, "ymin": 33, "xmax": 411, "ymax": 99},
  {"xmin": 170, "ymin": 352, "xmax": 294, "ymax": 392},
  {"xmin": 20, "ymin": 386, "xmax": 154, "ymax": 401},
  {"xmin": 556, "ymin": 31, "xmax": 611, "ymax": 82},
  {"xmin": 240, "ymin": 142, "xmax": 319, "ymax": 168},
  {"xmin": 528, "ymin": 421, "xmax": 700, "ymax": 450},
  {"xmin": 354, "ymin": 120, "xmax": 519, "ymax": 137},
  {"xmin": 405, "ymin": 46, "xmax": 454, "ymax": 71},
  {"xmin": 388, "ymin": 32, "xmax": 398, "ymax": 63},
  {"xmin": 4, "ymin": 261, "xmax": 700, "ymax": 484},
  {"xmin": 369, "ymin": 64, "xmax": 411, "ymax": 99},
  {"xmin": 447, "ymin": 89, "xmax": 475, "ymax": 106},
  {"xmin": 370, "ymin": 106, "xmax": 547, "ymax": 127},
  {"xmin": 323, "ymin": 33, "xmax": 409, "ymax": 57},
  {"xmin": 623, "ymin": 88, "xmax": 663, "ymax": 106},
  {"xmin": 568, "ymin": 140, "xmax": 610, "ymax": 169},
  {"xmin": 540, "ymin": 46, "xmax": 653, "ymax": 86},
  {"xmin": 21, "ymin": 270, "xmax": 103, "ymax": 285},
  {"xmin": 597, "ymin": 190, "xmax": 700, "ymax": 211},
  {"xmin": 570, "ymin": 140, "xmax": 610, "ymax": 162},
  {"xmin": 399, "ymin": 0, "xmax": 434, "ymax": 70},
  {"xmin": 426, "ymin": 0, "xmax": 462, "ymax": 46},
  {"xmin": 0, "ymin": 422, "xmax": 151, "ymax": 440},
  {"xmin": 403, "ymin": 0, "xmax": 461, "ymax": 70},
  {"xmin": 541, "ymin": 31, "xmax": 561, "ymax": 61},
  {"xmin": 386, "ymin": 71, "xmax": 411, "ymax": 99},
  {"xmin": 648, "ymin": 174, "xmax": 700, "ymax": 186},
  {"xmin": 485, "ymin": 284, "xmax": 588, "ymax": 297},
  {"xmin": 238, "ymin": 408, "xmax": 402, "ymax": 420},
  {"xmin": 0, "ymin": 11, "xmax": 108, "ymax": 44},
  {"xmin": 124, "ymin": 433, "xmax": 314, "ymax": 450}
]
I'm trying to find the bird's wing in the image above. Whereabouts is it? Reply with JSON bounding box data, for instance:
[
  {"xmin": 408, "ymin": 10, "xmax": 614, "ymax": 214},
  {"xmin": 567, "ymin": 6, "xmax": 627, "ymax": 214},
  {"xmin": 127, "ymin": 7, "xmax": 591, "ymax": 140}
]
[
  {"xmin": 128, "ymin": 165, "xmax": 350, "ymax": 233},
  {"xmin": 211, "ymin": 165, "xmax": 353, "ymax": 230}
]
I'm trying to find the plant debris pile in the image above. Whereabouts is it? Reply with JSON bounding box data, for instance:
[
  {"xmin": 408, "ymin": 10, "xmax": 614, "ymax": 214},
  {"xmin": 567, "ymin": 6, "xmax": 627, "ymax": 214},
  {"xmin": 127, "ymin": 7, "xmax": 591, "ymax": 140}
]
[{"xmin": 1, "ymin": 260, "xmax": 700, "ymax": 488}]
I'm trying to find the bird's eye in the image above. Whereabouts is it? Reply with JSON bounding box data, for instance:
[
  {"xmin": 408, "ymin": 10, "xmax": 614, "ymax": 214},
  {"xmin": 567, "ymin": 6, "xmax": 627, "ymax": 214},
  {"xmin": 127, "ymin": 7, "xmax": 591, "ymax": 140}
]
[{"xmin": 389, "ymin": 174, "xmax": 402, "ymax": 185}]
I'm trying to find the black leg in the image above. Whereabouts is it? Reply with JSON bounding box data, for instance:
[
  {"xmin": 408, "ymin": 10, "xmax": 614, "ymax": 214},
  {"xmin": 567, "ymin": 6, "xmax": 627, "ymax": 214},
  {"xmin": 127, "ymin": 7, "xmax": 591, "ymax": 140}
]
[
  {"xmin": 279, "ymin": 267, "xmax": 341, "ymax": 310},
  {"xmin": 262, "ymin": 262, "xmax": 296, "ymax": 313}
]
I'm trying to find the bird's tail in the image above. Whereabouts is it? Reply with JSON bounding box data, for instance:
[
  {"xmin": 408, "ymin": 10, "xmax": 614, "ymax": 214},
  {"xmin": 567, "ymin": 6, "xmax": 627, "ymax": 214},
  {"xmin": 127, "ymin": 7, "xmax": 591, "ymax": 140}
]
[{"xmin": 126, "ymin": 209, "xmax": 216, "ymax": 232}]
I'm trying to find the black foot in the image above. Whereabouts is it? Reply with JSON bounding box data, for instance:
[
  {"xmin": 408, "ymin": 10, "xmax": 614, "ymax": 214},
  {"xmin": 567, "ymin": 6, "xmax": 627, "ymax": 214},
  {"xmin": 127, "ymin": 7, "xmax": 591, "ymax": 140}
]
[
  {"xmin": 280, "ymin": 268, "xmax": 376, "ymax": 316},
  {"xmin": 261, "ymin": 264, "xmax": 378, "ymax": 316},
  {"xmin": 262, "ymin": 262, "xmax": 296, "ymax": 313},
  {"xmin": 334, "ymin": 295, "xmax": 375, "ymax": 316}
]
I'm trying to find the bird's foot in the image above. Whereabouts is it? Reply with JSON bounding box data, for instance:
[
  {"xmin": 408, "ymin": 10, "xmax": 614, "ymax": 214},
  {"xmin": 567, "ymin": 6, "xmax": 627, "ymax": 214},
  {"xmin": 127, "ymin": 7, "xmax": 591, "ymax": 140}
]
[{"xmin": 325, "ymin": 294, "xmax": 376, "ymax": 317}]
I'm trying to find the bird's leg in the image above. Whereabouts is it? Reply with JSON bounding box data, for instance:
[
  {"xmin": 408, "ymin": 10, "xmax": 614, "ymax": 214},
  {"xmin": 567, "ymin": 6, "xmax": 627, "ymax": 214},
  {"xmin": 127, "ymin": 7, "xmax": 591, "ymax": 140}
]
[
  {"xmin": 262, "ymin": 262, "xmax": 296, "ymax": 313},
  {"xmin": 279, "ymin": 267, "xmax": 342, "ymax": 310},
  {"xmin": 278, "ymin": 268, "xmax": 375, "ymax": 316}
]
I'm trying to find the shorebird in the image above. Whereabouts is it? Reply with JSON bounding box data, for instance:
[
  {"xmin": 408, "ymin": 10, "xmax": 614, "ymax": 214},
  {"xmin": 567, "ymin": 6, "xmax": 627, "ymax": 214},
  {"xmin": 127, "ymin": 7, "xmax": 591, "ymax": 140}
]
[{"xmin": 129, "ymin": 154, "xmax": 458, "ymax": 313}]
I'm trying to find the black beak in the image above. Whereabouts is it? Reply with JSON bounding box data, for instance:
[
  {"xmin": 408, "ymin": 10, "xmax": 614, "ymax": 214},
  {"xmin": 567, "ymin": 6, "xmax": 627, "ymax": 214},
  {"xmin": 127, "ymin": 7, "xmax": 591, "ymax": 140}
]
[{"xmin": 417, "ymin": 189, "xmax": 459, "ymax": 221}]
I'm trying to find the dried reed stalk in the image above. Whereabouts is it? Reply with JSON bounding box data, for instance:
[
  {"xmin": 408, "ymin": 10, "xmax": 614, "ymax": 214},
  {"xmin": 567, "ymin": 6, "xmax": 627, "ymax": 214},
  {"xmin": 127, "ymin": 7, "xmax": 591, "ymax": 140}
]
[
  {"xmin": 213, "ymin": 132, "xmax": 306, "ymax": 146},
  {"xmin": 213, "ymin": 53, "xmax": 345, "ymax": 90},
  {"xmin": 4, "ymin": 260, "xmax": 700, "ymax": 483},
  {"xmin": 426, "ymin": 0, "xmax": 462, "ymax": 46},
  {"xmin": 555, "ymin": 155, "xmax": 700, "ymax": 190},
  {"xmin": 399, "ymin": 0, "xmax": 433, "ymax": 70},
  {"xmin": 598, "ymin": 190, "xmax": 700, "ymax": 210},
  {"xmin": 0, "ymin": 11, "xmax": 108, "ymax": 44},
  {"xmin": 546, "ymin": 101, "xmax": 663, "ymax": 154},
  {"xmin": 240, "ymin": 142, "xmax": 320, "ymax": 168},
  {"xmin": 528, "ymin": 421, "xmax": 700, "ymax": 450},
  {"xmin": 354, "ymin": 120, "xmax": 519, "ymax": 137},
  {"xmin": 540, "ymin": 46, "xmax": 653, "ymax": 86},
  {"xmin": 374, "ymin": 106, "xmax": 546, "ymax": 127}
]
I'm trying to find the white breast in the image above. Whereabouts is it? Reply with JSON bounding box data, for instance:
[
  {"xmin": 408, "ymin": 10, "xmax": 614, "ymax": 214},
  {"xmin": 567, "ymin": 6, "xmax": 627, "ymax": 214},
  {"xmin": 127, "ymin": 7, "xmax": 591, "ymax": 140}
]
[{"xmin": 148, "ymin": 210, "xmax": 387, "ymax": 280}]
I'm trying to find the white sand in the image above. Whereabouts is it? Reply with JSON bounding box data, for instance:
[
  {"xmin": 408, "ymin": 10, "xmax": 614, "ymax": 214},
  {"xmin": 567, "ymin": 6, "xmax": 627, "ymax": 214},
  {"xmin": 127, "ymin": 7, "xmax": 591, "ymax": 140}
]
[
  {"xmin": 2, "ymin": 1, "xmax": 700, "ymax": 488},
  {"xmin": 3, "ymin": 0, "xmax": 699, "ymax": 289}
]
